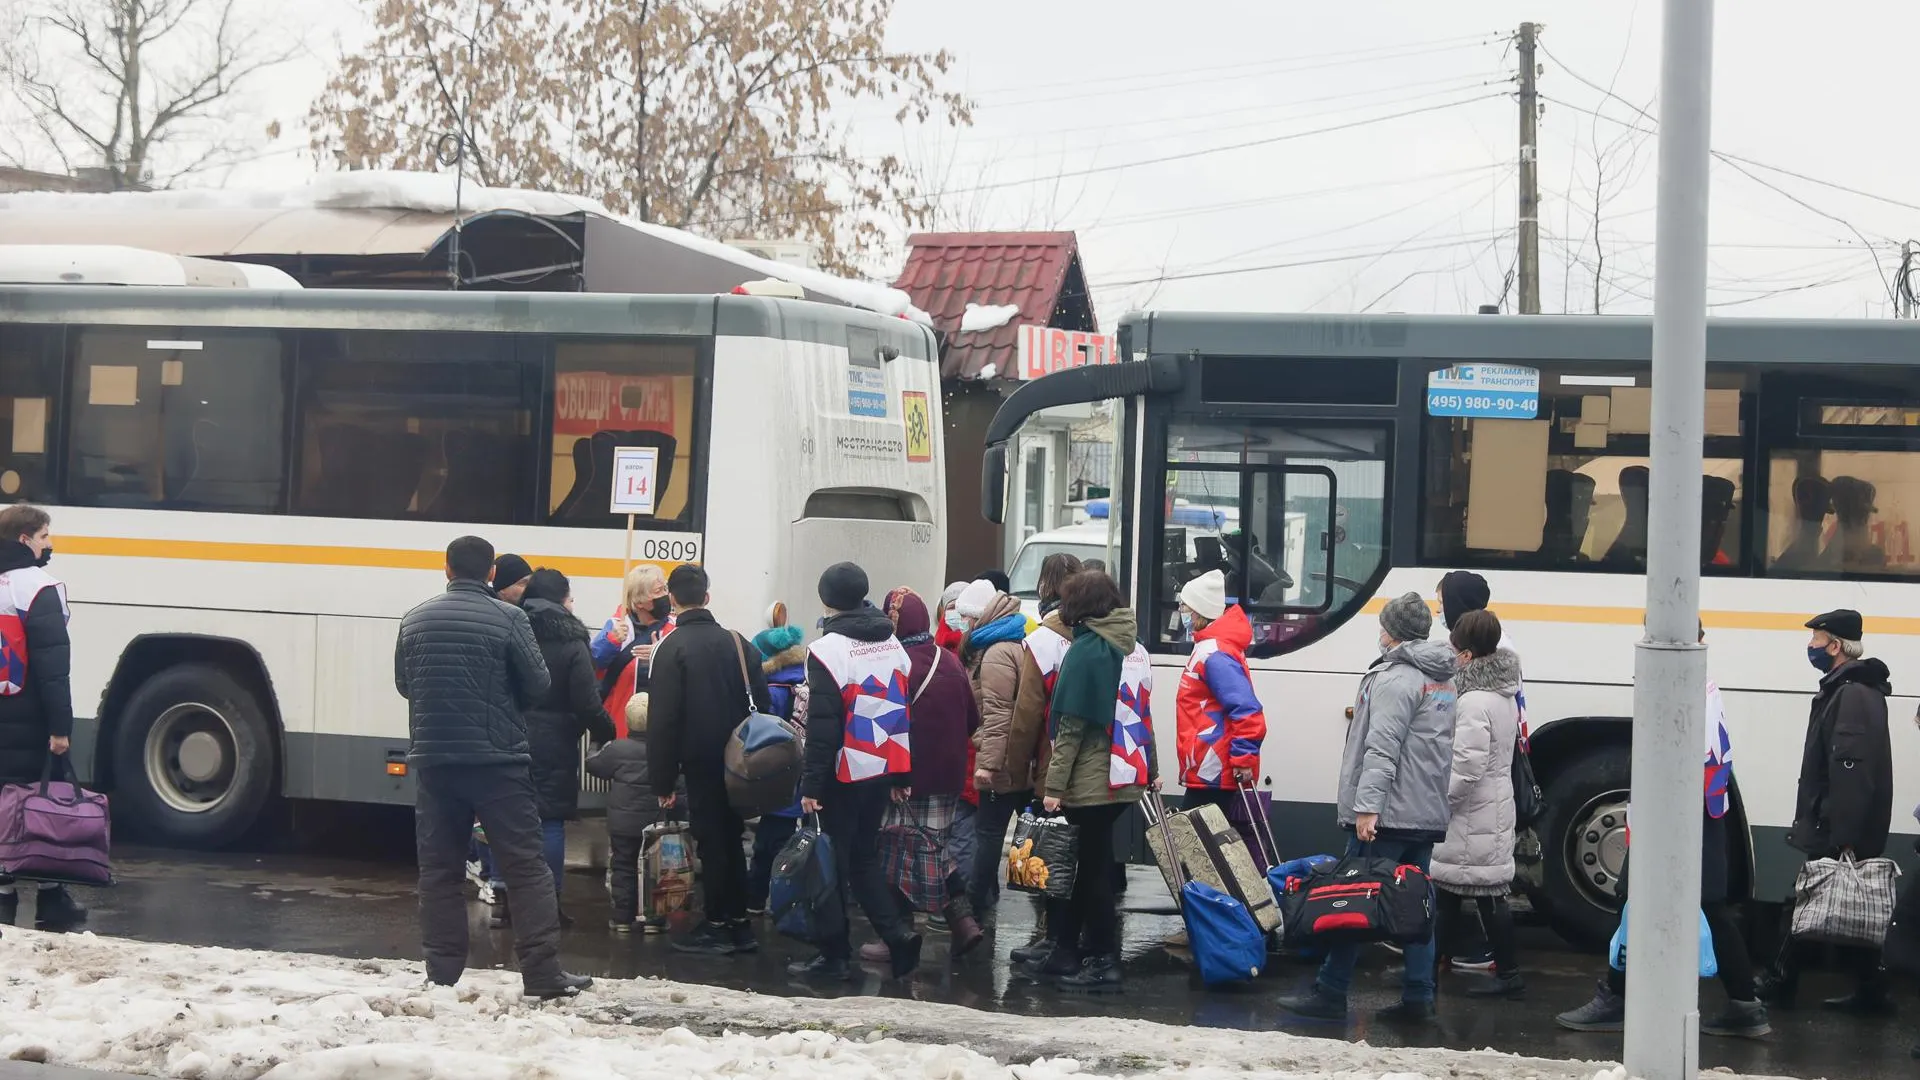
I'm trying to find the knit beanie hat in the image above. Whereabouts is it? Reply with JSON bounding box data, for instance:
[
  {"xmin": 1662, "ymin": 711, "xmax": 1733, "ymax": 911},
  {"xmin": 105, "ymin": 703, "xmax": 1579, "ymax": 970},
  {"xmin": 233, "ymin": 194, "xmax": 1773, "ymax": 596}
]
[
  {"xmin": 954, "ymin": 579, "xmax": 998, "ymax": 619},
  {"xmin": 752, "ymin": 625, "xmax": 804, "ymax": 661},
  {"xmin": 1178, "ymin": 569, "xmax": 1228, "ymax": 622},
  {"xmin": 1379, "ymin": 591, "xmax": 1433, "ymax": 643},
  {"xmin": 1437, "ymin": 570, "xmax": 1491, "ymax": 630},
  {"xmin": 817, "ymin": 562, "xmax": 869, "ymax": 612},
  {"xmin": 491, "ymin": 553, "xmax": 533, "ymax": 592},
  {"xmin": 939, "ymin": 581, "xmax": 969, "ymax": 610}
]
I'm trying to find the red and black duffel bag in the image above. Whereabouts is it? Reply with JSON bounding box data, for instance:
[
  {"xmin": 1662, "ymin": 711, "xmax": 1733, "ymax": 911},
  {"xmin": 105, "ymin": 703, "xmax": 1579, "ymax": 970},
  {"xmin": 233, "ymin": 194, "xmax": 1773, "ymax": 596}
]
[{"xmin": 1278, "ymin": 856, "xmax": 1434, "ymax": 948}]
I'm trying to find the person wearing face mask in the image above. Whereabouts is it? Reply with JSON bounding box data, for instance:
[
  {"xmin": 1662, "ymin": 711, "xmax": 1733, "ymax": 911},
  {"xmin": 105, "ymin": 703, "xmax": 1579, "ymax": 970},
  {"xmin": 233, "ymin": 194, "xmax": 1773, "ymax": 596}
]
[
  {"xmin": 1757, "ymin": 609, "xmax": 1894, "ymax": 1011},
  {"xmin": 935, "ymin": 582, "xmax": 969, "ymax": 654},
  {"xmin": 1280, "ymin": 592, "xmax": 1457, "ymax": 1024},
  {"xmin": 1172, "ymin": 570, "xmax": 1266, "ymax": 832},
  {"xmin": 0, "ymin": 503, "xmax": 86, "ymax": 931},
  {"xmin": 592, "ymin": 565, "xmax": 676, "ymax": 735}
]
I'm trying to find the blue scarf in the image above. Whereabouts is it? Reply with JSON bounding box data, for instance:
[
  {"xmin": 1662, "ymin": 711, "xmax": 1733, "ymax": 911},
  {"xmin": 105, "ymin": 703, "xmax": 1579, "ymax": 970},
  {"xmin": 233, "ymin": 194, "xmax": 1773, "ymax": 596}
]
[{"xmin": 967, "ymin": 613, "xmax": 1027, "ymax": 652}]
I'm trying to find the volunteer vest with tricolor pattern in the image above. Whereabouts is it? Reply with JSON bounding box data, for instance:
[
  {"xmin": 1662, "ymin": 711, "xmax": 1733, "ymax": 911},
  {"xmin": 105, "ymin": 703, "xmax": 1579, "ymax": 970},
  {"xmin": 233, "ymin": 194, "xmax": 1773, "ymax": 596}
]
[
  {"xmin": 1109, "ymin": 644, "xmax": 1154, "ymax": 789},
  {"xmin": 0, "ymin": 565, "xmax": 64, "ymax": 694},
  {"xmin": 1024, "ymin": 624, "xmax": 1070, "ymax": 707},
  {"xmin": 810, "ymin": 632, "xmax": 913, "ymax": 783}
]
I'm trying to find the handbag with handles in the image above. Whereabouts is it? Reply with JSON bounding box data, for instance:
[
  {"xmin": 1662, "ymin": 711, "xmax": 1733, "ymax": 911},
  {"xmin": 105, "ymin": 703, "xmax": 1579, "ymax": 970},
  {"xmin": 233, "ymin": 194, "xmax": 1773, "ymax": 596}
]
[
  {"xmin": 723, "ymin": 635, "xmax": 804, "ymax": 818},
  {"xmin": 0, "ymin": 753, "xmax": 112, "ymax": 886},
  {"xmin": 1511, "ymin": 731, "xmax": 1544, "ymax": 828},
  {"xmin": 1791, "ymin": 851, "xmax": 1901, "ymax": 948}
]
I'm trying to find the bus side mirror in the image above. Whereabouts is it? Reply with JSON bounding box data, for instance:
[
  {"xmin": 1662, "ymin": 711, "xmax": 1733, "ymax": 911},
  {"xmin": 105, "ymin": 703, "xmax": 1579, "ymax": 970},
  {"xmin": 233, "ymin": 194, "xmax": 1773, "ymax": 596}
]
[{"xmin": 982, "ymin": 442, "xmax": 1008, "ymax": 524}]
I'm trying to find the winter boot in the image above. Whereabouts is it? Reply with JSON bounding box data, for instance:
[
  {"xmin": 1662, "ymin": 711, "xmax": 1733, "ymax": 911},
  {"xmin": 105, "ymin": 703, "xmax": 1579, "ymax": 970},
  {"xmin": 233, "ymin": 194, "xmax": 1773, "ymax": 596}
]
[
  {"xmin": 0, "ymin": 890, "xmax": 17, "ymax": 926},
  {"xmin": 728, "ymin": 920, "xmax": 759, "ymax": 954},
  {"xmin": 1277, "ymin": 984, "xmax": 1348, "ymax": 1021},
  {"xmin": 489, "ymin": 891, "xmax": 511, "ymax": 930},
  {"xmin": 1011, "ymin": 935, "xmax": 1056, "ymax": 966},
  {"xmin": 1037, "ymin": 943, "xmax": 1082, "ymax": 981},
  {"xmin": 524, "ymin": 972, "xmax": 593, "ymax": 1000},
  {"xmin": 950, "ymin": 914, "xmax": 986, "ymax": 959},
  {"xmin": 888, "ymin": 933, "xmax": 924, "ymax": 980},
  {"xmin": 1702, "ymin": 999, "xmax": 1771, "ymax": 1039},
  {"xmin": 1376, "ymin": 999, "xmax": 1438, "ymax": 1024},
  {"xmin": 1555, "ymin": 979, "xmax": 1626, "ymax": 1032},
  {"xmin": 787, "ymin": 954, "xmax": 853, "ymax": 981},
  {"xmin": 671, "ymin": 921, "xmax": 737, "ymax": 957},
  {"xmin": 33, "ymin": 886, "xmax": 86, "ymax": 930},
  {"xmin": 1058, "ymin": 954, "xmax": 1123, "ymax": 993}
]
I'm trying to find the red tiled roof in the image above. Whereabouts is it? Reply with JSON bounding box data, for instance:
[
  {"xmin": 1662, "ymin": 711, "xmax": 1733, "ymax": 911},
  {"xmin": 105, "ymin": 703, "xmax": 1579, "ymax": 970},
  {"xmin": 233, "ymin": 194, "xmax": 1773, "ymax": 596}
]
[{"xmin": 891, "ymin": 231, "xmax": 1096, "ymax": 380}]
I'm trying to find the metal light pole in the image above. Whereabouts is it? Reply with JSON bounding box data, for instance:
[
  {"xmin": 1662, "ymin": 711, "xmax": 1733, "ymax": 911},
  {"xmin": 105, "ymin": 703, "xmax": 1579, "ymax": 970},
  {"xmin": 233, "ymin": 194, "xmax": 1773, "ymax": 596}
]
[{"xmin": 1624, "ymin": 2, "xmax": 1714, "ymax": 1079}]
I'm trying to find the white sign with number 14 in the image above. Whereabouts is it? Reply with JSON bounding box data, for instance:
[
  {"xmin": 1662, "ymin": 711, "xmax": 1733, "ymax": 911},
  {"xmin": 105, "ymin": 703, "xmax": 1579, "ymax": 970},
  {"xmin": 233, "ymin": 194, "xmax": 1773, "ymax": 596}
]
[{"xmin": 609, "ymin": 446, "xmax": 659, "ymax": 516}]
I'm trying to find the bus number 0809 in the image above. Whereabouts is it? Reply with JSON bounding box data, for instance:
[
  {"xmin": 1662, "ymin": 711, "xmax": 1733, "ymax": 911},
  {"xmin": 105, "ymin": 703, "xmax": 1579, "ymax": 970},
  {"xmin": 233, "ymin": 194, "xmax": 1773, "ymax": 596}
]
[
  {"xmin": 910, "ymin": 524, "xmax": 934, "ymax": 544},
  {"xmin": 641, "ymin": 539, "xmax": 700, "ymax": 563}
]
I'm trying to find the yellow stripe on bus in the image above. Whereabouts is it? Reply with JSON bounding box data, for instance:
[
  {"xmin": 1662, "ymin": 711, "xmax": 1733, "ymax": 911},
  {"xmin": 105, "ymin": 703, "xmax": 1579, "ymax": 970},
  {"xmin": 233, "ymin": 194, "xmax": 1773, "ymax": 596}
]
[
  {"xmin": 1358, "ymin": 596, "xmax": 1920, "ymax": 636},
  {"xmin": 55, "ymin": 535, "xmax": 676, "ymax": 581}
]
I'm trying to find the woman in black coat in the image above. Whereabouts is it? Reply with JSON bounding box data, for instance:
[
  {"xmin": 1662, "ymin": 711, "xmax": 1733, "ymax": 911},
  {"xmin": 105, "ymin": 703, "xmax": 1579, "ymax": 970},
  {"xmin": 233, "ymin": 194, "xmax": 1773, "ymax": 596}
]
[{"xmin": 521, "ymin": 570, "xmax": 617, "ymax": 913}]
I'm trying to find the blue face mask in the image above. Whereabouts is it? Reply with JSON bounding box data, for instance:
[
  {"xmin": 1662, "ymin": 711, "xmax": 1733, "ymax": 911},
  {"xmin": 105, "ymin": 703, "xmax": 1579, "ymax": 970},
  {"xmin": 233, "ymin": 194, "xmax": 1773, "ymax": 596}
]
[
  {"xmin": 1179, "ymin": 612, "xmax": 1194, "ymax": 636},
  {"xmin": 1808, "ymin": 644, "xmax": 1837, "ymax": 673}
]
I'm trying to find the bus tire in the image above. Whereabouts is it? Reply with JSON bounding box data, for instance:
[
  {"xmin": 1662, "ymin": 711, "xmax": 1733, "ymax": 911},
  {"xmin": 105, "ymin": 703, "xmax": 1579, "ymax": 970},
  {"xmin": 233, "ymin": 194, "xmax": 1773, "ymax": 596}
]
[
  {"xmin": 111, "ymin": 664, "xmax": 276, "ymax": 849},
  {"xmin": 1540, "ymin": 743, "xmax": 1631, "ymax": 949}
]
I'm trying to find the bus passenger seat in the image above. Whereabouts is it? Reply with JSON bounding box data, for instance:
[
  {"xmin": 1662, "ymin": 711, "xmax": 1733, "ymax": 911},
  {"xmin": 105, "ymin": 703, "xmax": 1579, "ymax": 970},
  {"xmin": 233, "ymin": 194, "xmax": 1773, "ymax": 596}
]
[
  {"xmin": 1603, "ymin": 465, "xmax": 1650, "ymax": 569},
  {"xmin": 1700, "ymin": 475, "xmax": 1737, "ymax": 565},
  {"xmin": 551, "ymin": 430, "xmax": 678, "ymax": 527},
  {"xmin": 429, "ymin": 429, "xmax": 520, "ymax": 522}
]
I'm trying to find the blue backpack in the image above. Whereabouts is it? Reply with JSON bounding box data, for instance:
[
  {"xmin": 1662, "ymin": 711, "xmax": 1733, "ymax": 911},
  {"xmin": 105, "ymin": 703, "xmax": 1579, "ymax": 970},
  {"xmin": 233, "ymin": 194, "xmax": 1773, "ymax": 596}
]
[
  {"xmin": 1183, "ymin": 881, "xmax": 1265, "ymax": 986},
  {"xmin": 769, "ymin": 820, "xmax": 844, "ymax": 945}
]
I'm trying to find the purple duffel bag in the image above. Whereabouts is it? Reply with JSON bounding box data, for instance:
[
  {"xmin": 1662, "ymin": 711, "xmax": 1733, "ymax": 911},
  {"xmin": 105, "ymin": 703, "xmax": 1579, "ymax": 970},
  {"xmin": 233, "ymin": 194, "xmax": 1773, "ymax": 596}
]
[{"xmin": 0, "ymin": 755, "xmax": 112, "ymax": 886}]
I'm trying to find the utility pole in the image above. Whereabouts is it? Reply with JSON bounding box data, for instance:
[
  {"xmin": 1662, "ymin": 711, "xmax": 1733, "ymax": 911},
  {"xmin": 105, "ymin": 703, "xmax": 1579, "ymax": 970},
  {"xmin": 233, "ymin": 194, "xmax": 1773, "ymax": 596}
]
[
  {"xmin": 1624, "ymin": 0, "xmax": 1713, "ymax": 1079},
  {"xmin": 1517, "ymin": 22, "xmax": 1543, "ymax": 314}
]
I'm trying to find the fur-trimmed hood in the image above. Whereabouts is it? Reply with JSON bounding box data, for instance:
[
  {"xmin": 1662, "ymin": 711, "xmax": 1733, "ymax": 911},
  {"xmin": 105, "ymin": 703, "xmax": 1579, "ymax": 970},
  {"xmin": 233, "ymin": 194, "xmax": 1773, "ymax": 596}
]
[
  {"xmin": 1454, "ymin": 647, "xmax": 1521, "ymax": 698},
  {"xmin": 524, "ymin": 598, "xmax": 590, "ymax": 645},
  {"xmin": 763, "ymin": 643, "xmax": 808, "ymax": 676}
]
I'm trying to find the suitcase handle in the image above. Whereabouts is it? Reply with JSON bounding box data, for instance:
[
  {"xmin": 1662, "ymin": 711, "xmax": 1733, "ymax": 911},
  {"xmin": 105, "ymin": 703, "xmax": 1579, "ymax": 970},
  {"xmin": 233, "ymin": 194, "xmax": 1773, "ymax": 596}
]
[
  {"xmin": 1141, "ymin": 790, "xmax": 1190, "ymax": 891},
  {"xmin": 1236, "ymin": 785, "xmax": 1278, "ymax": 868}
]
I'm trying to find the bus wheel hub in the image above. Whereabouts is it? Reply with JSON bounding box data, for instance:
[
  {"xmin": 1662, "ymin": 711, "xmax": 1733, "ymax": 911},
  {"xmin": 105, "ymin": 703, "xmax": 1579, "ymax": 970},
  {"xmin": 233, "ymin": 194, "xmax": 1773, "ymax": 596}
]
[{"xmin": 178, "ymin": 732, "xmax": 224, "ymax": 782}]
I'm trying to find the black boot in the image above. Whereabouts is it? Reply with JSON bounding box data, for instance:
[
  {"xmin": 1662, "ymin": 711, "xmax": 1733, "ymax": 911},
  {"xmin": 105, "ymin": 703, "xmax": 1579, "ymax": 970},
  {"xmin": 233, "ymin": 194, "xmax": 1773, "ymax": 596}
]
[
  {"xmin": 1011, "ymin": 935, "xmax": 1055, "ymax": 966},
  {"xmin": 1058, "ymin": 955, "xmax": 1123, "ymax": 993},
  {"xmin": 524, "ymin": 972, "xmax": 593, "ymax": 1000},
  {"xmin": 787, "ymin": 954, "xmax": 853, "ymax": 981},
  {"xmin": 0, "ymin": 891, "xmax": 17, "ymax": 926},
  {"xmin": 489, "ymin": 890, "xmax": 511, "ymax": 930},
  {"xmin": 33, "ymin": 886, "xmax": 87, "ymax": 930},
  {"xmin": 888, "ymin": 933, "xmax": 923, "ymax": 979}
]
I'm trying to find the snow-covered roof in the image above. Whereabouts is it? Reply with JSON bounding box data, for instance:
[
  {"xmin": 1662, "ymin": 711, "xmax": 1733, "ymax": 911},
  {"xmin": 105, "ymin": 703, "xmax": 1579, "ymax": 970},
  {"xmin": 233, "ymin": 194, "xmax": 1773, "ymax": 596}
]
[
  {"xmin": 958, "ymin": 302, "xmax": 1021, "ymax": 333},
  {"xmin": 0, "ymin": 171, "xmax": 928, "ymax": 322},
  {"xmin": 0, "ymin": 244, "xmax": 301, "ymax": 288}
]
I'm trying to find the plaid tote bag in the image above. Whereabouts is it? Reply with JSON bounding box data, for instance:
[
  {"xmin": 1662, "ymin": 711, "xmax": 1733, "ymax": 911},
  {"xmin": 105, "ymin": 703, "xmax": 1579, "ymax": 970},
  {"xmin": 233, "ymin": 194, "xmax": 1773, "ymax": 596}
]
[{"xmin": 1791, "ymin": 853, "xmax": 1901, "ymax": 948}]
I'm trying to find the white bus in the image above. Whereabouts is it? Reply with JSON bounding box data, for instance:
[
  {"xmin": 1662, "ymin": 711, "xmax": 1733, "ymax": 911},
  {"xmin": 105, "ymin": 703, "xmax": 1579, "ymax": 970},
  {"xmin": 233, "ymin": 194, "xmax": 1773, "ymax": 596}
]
[
  {"xmin": 0, "ymin": 285, "xmax": 945, "ymax": 848},
  {"xmin": 985, "ymin": 310, "xmax": 1920, "ymax": 946}
]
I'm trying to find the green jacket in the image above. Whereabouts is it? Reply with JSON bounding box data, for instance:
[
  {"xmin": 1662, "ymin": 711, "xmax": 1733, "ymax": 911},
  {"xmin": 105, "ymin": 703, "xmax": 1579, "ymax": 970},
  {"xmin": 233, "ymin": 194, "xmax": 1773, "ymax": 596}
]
[{"xmin": 1044, "ymin": 610, "xmax": 1156, "ymax": 808}]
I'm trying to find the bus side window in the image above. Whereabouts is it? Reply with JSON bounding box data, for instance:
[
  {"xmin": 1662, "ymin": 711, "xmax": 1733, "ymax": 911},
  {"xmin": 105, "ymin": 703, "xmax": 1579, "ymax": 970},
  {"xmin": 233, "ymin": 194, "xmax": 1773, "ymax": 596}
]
[
  {"xmin": 0, "ymin": 326, "xmax": 62, "ymax": 505},
  {"xmin": 1420, "ymin": 368, "xmax": 1746, "ymax": 573},
  {"xmin": 65, "ymin": 327, "xmax": 288, "ymax": 513},
  {"xmin": 547, "ymin": 340, "xmax": 700, "ymax": 530}
]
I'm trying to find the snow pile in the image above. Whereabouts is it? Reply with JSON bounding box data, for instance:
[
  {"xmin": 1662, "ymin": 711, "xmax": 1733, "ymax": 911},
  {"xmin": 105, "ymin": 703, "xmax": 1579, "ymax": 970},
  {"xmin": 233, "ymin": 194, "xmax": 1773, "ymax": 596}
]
[
  {"xmin": 0, "ymin": 929, "xmax": 1630, "ymax": 1080},
  {"xmin": 958, "ymin": 303, "xmax": 1022, "ymax": 333},
  {"xmin": 0, "ymin": 171, "xmax": 929, "ymax": 325}
]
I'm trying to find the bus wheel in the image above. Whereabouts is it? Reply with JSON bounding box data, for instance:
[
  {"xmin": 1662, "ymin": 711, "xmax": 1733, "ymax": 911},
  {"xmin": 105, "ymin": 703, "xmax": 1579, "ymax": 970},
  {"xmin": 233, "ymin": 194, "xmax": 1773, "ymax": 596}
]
[
  {"xmin": 1540, "ymin": 743, "xmax": 1631, "ymax": 948},
  {"xmin": 112, "ymin": 664, "xmax": 276, "ymax": 849}
]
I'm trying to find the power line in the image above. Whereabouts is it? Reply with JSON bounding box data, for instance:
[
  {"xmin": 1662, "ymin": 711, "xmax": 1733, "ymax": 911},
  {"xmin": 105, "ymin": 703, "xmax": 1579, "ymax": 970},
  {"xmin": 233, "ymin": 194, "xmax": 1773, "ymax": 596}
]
[
  {"xmin": 971, "ymin": 34, "xmax": 1506, "ymax": 107},
  {"xmin": 1092, "ymin": 232, "xmax": 1509, "ymax": 289},
  {"xmin": 1086, "ymin": 163, "xmax": 1509, "ymax": 231}
]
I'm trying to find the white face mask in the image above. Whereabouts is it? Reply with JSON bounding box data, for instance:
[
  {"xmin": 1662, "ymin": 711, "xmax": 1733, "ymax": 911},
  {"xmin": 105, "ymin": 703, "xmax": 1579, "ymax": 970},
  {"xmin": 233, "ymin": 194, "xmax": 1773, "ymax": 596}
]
[
  {"xmin": 945, "ymin": 610, "xmax": 968, "ymax": 632},
  {"xmin": 1378, "ymin": 634, "xmax": 1394, "ymax": 655}
]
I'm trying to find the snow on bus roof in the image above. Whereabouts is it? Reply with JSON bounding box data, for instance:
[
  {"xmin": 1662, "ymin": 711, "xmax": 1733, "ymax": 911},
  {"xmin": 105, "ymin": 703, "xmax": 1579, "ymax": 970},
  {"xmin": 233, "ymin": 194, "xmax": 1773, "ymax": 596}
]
[
  {"xmin": 0, "ymin": 171, "xmax": 929, "ymax": 323},
  {"xmin": 0, "ymin": 244, "xmax": 302, "ymax": 288}
]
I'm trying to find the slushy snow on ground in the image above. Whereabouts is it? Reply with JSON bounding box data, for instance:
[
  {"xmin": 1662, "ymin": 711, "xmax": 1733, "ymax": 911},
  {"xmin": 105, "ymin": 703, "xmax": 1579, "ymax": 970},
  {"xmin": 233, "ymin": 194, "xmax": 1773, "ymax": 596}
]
[
  {"xmin": 958, "ymin": 303, "xmax": 1022, "ymax": 333},
  {"xmin": 0, "ymin": 929, "xmax": 1647, "ymax": 1080}
]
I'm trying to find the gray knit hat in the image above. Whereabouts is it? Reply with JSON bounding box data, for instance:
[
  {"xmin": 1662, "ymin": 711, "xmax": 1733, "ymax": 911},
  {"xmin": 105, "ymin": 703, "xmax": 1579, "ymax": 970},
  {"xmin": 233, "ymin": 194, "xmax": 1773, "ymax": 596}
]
[{"xmin": 1379, "ymin": 591, "xmax": 1433, "ymax": 643}]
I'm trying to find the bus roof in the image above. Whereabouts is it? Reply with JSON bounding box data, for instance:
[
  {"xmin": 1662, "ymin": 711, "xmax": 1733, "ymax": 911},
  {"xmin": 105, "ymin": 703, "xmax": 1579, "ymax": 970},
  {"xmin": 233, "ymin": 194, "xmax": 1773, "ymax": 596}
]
[
  {"xmin": 0, "ymin": 284, "xmax": 936, "ymax": 359},
  {"xmin": 1118, "ymin": 310, "xmax": 1920, "ymax": 367}
]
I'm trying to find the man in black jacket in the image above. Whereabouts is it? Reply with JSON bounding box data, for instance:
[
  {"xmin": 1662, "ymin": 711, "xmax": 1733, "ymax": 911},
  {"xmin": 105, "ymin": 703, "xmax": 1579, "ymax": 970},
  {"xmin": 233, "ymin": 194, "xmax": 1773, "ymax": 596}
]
[
  {"xmin": 787, "ymin": 562, "xmax": 922, "ymax": 982},
  {"xmin": 648, "ymin": 563, "xmax": 771, "ymax": 957},
  {"xmin": 0, "ymin": 504, "xmax": 85, "ymax": 931},
  {"xmin": 1759, "ymin": 608, "xmax": 1895, "ymax": 1011},
  {"xmin": 395, "ymin": 535, "xmax": 590, "ymax": 1000}
]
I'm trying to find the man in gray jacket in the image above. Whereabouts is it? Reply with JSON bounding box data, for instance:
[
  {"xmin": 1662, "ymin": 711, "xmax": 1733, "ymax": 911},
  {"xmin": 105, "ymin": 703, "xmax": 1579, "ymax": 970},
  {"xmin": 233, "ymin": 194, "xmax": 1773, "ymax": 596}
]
[
  {"xmin": 395, "ymin": 535, "xmax": 591, "ymax": 1000},
  {"xmin": 1281, "ymin": 592, "xmax": 1457, "ymax": 1025}
]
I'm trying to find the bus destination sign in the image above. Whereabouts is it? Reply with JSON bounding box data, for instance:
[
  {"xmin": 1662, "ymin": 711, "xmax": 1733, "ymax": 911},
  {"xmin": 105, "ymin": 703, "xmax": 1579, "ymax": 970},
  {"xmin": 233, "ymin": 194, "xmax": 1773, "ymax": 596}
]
[{"xmin": 1426, "ymin": 364, "xmax": 1540, "ymax": 419}]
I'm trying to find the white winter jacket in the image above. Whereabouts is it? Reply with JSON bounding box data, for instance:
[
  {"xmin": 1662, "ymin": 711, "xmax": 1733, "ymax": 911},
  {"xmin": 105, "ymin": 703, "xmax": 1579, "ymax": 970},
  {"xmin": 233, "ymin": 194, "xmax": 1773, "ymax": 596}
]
[{"xmin": 1430, "ymin": 648, "xmax": 1522, "ymax": 894}]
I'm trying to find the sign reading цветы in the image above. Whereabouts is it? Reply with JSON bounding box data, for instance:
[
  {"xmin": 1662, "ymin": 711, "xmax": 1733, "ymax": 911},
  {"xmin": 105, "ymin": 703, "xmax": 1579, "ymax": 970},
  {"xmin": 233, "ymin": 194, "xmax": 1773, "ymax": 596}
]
[
  {"xmin": 609, "ymin": 446, "xmax": 659, "ymax": 516},
  {"xmin": 1426, "ymin": 364, "xmax": 1540, "ymax": 419}
]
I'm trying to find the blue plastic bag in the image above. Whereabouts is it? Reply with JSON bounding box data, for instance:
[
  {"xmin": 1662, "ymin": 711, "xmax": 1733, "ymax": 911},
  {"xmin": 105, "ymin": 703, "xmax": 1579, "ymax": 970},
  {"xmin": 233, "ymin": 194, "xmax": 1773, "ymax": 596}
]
[
  {"xmin": 770, "ymin": 820, "xmax": 845, "ymax": 945},
  {"xmin": 1267, "ymin": 854, "xmax": 1338, "ymax": 902},
  {"xmin": 1183, "ymin": 881, "xmax": 1265, "ymax": 986},
  {"xmin": 1607, "ymin": 900, "xmax": 1717, "ymax": 977}
]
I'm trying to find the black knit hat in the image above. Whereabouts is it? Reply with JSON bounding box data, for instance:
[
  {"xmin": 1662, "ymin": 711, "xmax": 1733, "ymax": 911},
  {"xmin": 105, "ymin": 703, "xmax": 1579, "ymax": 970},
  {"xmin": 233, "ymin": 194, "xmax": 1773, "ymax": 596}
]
[
  {"xmin": 492, "ymin": 553, "xmax": 533, "ymax": 592},
  {"xmin": 818, "ymin": 562, "xmax": 869, "ymax": 612}
]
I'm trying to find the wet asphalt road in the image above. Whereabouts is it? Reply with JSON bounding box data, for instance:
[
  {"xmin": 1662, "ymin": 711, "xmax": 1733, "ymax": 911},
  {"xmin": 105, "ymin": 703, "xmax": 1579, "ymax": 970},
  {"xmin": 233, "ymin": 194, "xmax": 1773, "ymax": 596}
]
[{"xmin": 22, "ymin": 813, "xmax": 1918, "ymax": 1080}]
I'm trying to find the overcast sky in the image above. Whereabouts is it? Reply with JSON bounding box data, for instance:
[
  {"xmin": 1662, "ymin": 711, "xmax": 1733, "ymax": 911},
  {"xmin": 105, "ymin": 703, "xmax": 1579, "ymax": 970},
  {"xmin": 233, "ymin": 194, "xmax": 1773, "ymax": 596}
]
[{"xmin": 246, "ymin": 1, "xmax": 1920, "ymax": 326}]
